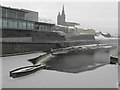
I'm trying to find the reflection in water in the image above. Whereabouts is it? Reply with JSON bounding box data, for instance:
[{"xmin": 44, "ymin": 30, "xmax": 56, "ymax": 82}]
[{"xmin": 29, "ymin": 46, "xmax": 118, "ymax": 73}]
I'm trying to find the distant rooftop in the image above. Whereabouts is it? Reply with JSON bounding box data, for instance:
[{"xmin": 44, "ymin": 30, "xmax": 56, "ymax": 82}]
[{"xmin": 38, "ymin": 17, "xmax": 55, "ymax": 24}]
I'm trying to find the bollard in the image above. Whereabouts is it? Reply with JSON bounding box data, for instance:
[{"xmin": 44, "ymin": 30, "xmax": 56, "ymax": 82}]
[{"xmin": 110, "ymin": 55, "xmax": 118, "ymax": 65}]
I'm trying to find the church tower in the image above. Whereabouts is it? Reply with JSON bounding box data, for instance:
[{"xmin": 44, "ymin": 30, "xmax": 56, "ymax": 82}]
[
  {"xmin": 61, "ymin": 5, "xmax": 65, "ymax": 24},
  {"xmin": 57, "ymin": 12, "xmax": 60, "ymax": 25},
  {"xmin": 57, "ymin": 5, "xmax": 66, "ymax": 25}
]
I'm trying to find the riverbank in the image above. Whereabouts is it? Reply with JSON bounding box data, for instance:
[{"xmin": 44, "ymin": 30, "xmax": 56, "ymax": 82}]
[
  {"xmin": 118, "ymin": 65, "xmax": 120, "ymax": 90},
  {"xmin": 2, "ymin": 52, "xmax": 118, "ymax": 88}
]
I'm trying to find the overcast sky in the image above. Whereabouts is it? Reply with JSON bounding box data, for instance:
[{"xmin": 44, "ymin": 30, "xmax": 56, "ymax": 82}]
[{"xmin": 1, "ymin": 2, "xmax": 118, "ymax": 34}]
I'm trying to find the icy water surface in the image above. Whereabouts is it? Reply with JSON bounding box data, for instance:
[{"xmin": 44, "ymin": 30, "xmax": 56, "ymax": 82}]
[
  {"xmin": 2, "ymin": 45, "xmax": 118, "ymax": 88},
  {"xmin": 29, "ymin": 45, "xmax": 118, "ymax": 73}
]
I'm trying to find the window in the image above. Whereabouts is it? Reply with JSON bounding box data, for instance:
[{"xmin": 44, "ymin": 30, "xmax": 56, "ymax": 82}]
[
  {"xmin": 31, "ymin": 23, "xmax": 34, "ymax": 29},
  {"xmin": 7, "ymin": 10, "xmax": 16, "ymax": 19},
  {"xmin": 0, "ymin": 19, "xmax": 2, "ymax": 28},
  {"xmin": 23, "ymin": 22, "xmax": 26, "ymax": 29},
  {"xmin": 35, "ymin": 24, "xmax": 39, "ymax": 30},
  {"xmin": 39, "ymin": 25, "xmax": 42, "ymax": 30},
  {"xmin": 41, "ymin": 25, "xmax": 44, "ymax": 31},
  {"xmin": 2, "ymin": 19, "xmax": 7, "ymax": 28},
  {"xmin": 27, "ymin": 22, "xmax": 34, "ymax": 30},
  {"xmin": 2, "ymin": 9, "xmax": 7, "ymax": 18},
  {"xmin": 13, "ymin": 21, "xmax": 17, "ymax": 29},
  {"xmin": 8, "ymin": 20, "xmax": 13, "ymax": 28},
  {"xmin": 17, "ymin": 12, "xmax": 25, "ymax": 20},
  {"xmin": 44, "ymin": 26, "xmax": 46, "ymax": 31},
  {"xmin": 27, "ymin": 23, "xmax": 31, "ymax": 29},
  {"xmin": 18, "ymin": 22, "xmax": 23, "ymax": 29},
  {"xmin": 48, "ymin": 26, "xmax": 52, "ymax": 31}
]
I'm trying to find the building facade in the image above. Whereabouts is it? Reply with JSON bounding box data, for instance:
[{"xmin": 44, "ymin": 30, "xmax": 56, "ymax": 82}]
[{"xmin": 1, "ymin": 6, "xmax": 66, "ymax": 56}]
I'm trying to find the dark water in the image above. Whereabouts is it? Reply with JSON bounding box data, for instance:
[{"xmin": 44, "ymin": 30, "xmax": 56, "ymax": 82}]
[{"xmin": 30, "ymin": 45, "xmax": 118, "ymax": 73}]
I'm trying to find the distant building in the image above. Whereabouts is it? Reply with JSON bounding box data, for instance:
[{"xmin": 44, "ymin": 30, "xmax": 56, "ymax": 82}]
[
  {"xmin": 57, "ymin": 5, "xmax": 80, "ymax": 27},
  {"xmin": 74, "ymin": 26, "xmax": 96, "ymax": 36}
]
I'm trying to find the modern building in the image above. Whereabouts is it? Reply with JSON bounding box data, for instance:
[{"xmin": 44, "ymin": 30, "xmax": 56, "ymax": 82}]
[
  {"xmin": 1, "ymin": 6, "xmax": 55, "ymax": 36},
  {"xmin": 1, "ymin": 6, "xmax": 67, "ymax": 41},
  {"xmin": 1, "ymin": 6, "xmax": 66, "ymax": 55},
  {"xmin": 57, "ymin": 5, "xmax": 80, "ymax": 26}
]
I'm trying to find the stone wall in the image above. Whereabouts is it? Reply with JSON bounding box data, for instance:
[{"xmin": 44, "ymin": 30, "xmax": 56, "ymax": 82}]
[{"xmin": 2, "ymin": 42, "xmax": 58, "ymax": 56}]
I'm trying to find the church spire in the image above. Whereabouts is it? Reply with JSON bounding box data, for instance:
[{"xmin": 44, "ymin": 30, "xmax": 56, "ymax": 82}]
[
  {"xmin": 57, "ymin": 5, "xmax": 66, "ymax": 25},
  {"xmin": 58, "ymin": 12, "xmax": 60, "ymax": 16},
  {"xmin": 62, "ymin": 5, "xmax": 65, "ymax": 15}
]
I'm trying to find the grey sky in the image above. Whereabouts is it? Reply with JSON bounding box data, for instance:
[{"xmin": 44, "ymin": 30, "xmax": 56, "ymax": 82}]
[{"xmin": 1, "ymin": 2, "xmax": 118, "ymax": 34}]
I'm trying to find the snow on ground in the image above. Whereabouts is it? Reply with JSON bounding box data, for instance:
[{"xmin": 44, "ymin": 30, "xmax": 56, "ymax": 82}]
[
  {"xmin": 0, "ymin": 57, "xmax": 2, "ymax": 89},
  {"xmin": 118, "ymin": 65, "xmax": 120, "ymax": 90},
  {"xmin": 3, "ymin": 65, "xmax": 118, "ymax": 88},
  {"xmin": 2, "ymin": 53, "xmax": 118, "ymax": 88},
  {"xmin": 95, "ymin": 34, "xmax": 118, "ymax": 40},
  {"xmin": 95, "ymin": 34, "xmax": 107, "ymax": 40}
]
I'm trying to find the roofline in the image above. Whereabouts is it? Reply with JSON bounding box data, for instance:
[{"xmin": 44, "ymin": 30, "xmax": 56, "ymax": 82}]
[
  {"xmin": 1, "ymin": 5, "xmax": 37, "ymax": 13},
  {"xmin": 35, "ymin": 21, "xmax": 55, "ymax": 25}
]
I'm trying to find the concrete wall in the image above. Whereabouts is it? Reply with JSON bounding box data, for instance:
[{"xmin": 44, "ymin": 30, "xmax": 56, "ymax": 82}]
[
  {"xmin": 2, "ymin": 42, "xmax": 57, "ymax": 56},
  {"xmin": 1, "ymin": 37, "xmax": 32, "ymax": 42},
  {"xmin": 32, "ymin": 31, "xmax": 65, "ymax": 43},
  {"xmin": 2, "ymin": 29, "xmax": 66, "ymax": 43},
  {"xmin": 66, "ymin": 35, "xmax": 95, "ymax": 41},
  {"xmin": 1, "ymin": 29, "xmax": 67, "ymax": 56},
  {"xmin": 2, "ymin": 29, "xmax": 32, "ymax": 38}
]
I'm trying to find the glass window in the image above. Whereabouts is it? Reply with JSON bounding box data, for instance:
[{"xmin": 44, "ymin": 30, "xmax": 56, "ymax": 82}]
[
  {"xmin": 2, "ymin": 9, "xmax": 7, "ymax": 18},
  {"xmin": 7, "ymin": 10, "xmax": 16, "ymax": 19},
  {"xmin": 27, "ymin": 22, "xmax": 34, "ymax": 30},
  {"xmin": 44, "ymin": 26, "xmax": 46, "ymax": 31},
  {"xmin": 35, "ymin": 24, "xmax": 39, "ymax": 30},
  {"xmin": 0, "ymin": 19, "xmax": 2, "ymax": 29},
  {"xmin": 39, "ymin": 25, "xmax": 42, "ymax": 30},
  {"xmin": 8, "ymin": 20, "xmax": 13, "ymax": 28},
  {"xmin": 13, "ymin": 21, "xmax": 17, "ymax": 29},
  {"xmin": 17, "ymin": 12, "xmax": 25, "ymax": 20},
  {"xmin": 47, "ymin": 26, "xmax": 49, "ymax": 31},
  {"xmin": 23, "ymin": 22, "xmax": 26, "ymax": 29},
  {"xmin": 31, "ymin": 23, "xmax": 34, "ymax": 29},
  {"xmin": 27, "ymin": 23, "xmax": 31, "ymax": 29},
  {"xmin": 18, "ymin": 22, "xmax": 23, "ymax": 29},
  {"xmin": 43, "ymin": 25, "xmax": 45, "ymax": 30},
  {"xmin": 41, "ymin": 25, "xmax": 44, "ymax": 31},
  {"xmin": 48, "ymin": 26, "xmax": 51, "ymax": 31},
  {"xmin": 2, "ymin": 19, "xmax": 7, "ymax": 28}
]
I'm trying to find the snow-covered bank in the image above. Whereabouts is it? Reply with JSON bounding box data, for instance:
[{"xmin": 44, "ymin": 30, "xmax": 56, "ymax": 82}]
[
  {"xmin": 2, "ymin": 52, "xmax": 118, "ymax": 88},
  {"xmin": 118, "ymin": 65, "xmax": 120, "ymax": 90},
  {"xmin": 3, "ymin": 65, "xmax": 118, "ymax": 88},
  {"xmin": 95, "ymin": 34, "xmax": 118, "ymax": 45},
  {"xmin": 95, "ymin": 34, "xmax": 118, "ymax": 40},
  {"xmin": 0, "ymin": 57, "xmax": 2, "ymax": 89}
]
